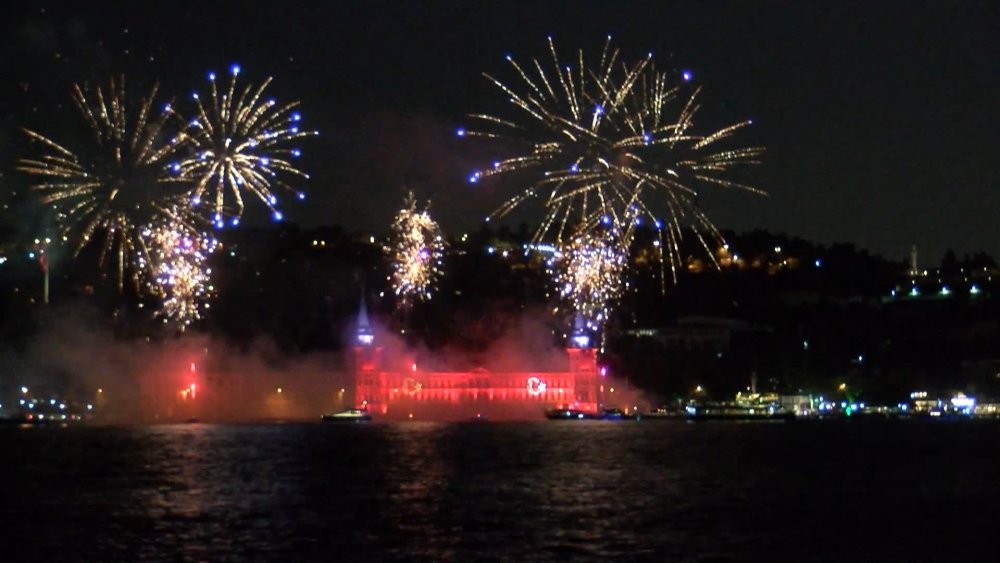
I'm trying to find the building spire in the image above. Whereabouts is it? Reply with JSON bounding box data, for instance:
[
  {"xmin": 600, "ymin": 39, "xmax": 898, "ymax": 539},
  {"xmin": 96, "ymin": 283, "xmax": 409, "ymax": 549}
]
[
  {"xmin": 356, "ymin": 293, "xmax": 374, "ymax": 346},
  {"xmin": 569, "ymin": 313, "xmax": 590, "ymax": 349},
  {"xmin": 358, "ymin": 294, "xmax": 370, "ymax": 329}
]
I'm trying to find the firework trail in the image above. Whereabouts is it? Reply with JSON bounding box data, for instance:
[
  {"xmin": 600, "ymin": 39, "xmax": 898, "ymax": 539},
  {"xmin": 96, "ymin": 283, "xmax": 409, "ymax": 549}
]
[
  {"xmin": 142, "ymin": 217, "xmax": 218, "ymax": 329},
  {"xmin": 385, "ymin": 192, "xmax": 446, "ymax": 309},
  {"xmin": 174, "ymin": 64, "xmax": 316, "ymax": 227},
  {"xmin": 18, "ymin": 77, "xmax": 189, "ymax": 291},
  {"xmin": 461, "ymin": 37, "xmax": 764, "ymax": 282}
]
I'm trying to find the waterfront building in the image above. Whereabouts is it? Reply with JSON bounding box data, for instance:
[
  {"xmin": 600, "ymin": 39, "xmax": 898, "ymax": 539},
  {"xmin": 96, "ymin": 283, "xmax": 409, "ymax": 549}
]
[{"xmin": 353, "ymin": 303, "xmax": 600, "ymax": 420}]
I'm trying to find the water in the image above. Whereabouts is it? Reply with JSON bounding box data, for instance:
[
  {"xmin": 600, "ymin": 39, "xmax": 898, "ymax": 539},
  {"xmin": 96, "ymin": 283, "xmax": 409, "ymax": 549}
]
[{"xmin": 2, "ymin": 420, "xmax": 997, "ymax": 562}]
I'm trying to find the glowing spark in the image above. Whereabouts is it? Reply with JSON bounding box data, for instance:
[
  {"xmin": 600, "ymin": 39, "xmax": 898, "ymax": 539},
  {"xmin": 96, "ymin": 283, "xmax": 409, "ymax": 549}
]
[
  {"xmin": 385, "ymin": 192, "xmax": 446, "ymax": 308},
  {"xmin": 464, "ymin": 38, "xmax": 764, "ymax": 284},
  {"xmin": 175, "ymin": 66, "xmax": 316, "ymax": 220},
  {"xmin": 17, "ymin": 77, "xmax": 190, "ymax": 291}
]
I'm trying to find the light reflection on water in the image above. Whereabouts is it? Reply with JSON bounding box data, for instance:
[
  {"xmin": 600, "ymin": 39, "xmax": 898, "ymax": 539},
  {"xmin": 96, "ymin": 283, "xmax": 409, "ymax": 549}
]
[{"xmin": 2, "ymin": 421, "xmax": 999, "ymax": 561}]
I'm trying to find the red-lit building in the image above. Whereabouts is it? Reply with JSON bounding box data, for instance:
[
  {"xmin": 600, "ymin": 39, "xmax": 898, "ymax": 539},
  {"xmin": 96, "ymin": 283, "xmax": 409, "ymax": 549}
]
[{"xmin": 353, "ymin": 303, "xmax": 601, "ymax": 420}]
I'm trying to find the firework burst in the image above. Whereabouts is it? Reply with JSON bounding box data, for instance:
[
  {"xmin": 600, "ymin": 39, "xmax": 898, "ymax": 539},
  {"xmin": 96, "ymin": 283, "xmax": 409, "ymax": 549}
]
[
  {"xmin": 18, "ymin": 77, "xmax": 189, "ymax": 291},
  {"xmin": 549, "ymin": 231, "xmax": 627, "ymax": 334},
  {"xmin": 385, "ymin": 192, "xmax": 446, "ymax": 308},
  {"xmin": 175, "ymin": 65, "xmax": 316, "ymax": 226},
  {"xmin": 462, "ymin": 37, "xmax": 764, "ymax": 281},
  {"xmin": 142, "ymin": 217, "xmax": 218, "ymax": 329}
]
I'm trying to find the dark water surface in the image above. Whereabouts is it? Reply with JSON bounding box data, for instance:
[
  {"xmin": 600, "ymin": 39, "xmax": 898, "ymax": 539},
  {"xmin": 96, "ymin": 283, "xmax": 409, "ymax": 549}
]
[{"xmin": 2, "ymin": 421, "xmax": 998, "ymax": 562}]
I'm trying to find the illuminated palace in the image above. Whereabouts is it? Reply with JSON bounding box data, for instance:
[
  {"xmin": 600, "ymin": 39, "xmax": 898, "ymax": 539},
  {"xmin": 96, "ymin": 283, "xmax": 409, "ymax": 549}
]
[{"xmin": 353, "ymin": 303, "xmax": 601, "ymax": 420}]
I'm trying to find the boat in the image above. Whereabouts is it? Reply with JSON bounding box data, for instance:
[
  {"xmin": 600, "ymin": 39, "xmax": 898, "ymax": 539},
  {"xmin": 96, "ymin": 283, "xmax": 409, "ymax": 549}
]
[
  {"xmin": 0, "ymin": 415, "xmax": 28, "ymax": 426},
  {"xmin": 597, "ymin": 407, "xmax": 635, "ymax": 420},
  {"xmin": 640, "ymin": 406, "xmax": 685, "ymax": 420},
  {"xmin": 0, "ymin": 413, "xmax": 86, "ymax": 425},
  {"xmin": 684, "ymin": 403, "xmax": 794, "ymax": 421},
  {"xmin": 545, "ymin": 407, "xmax": 590, "ymax": 420},
  {"xmin": 6, "ymin": 389, "xmax": 93, "ymax": 425},
  {"xmin": 544, "ymin": 406, "xmax": 637, "ymax": 420},
  {"xmin": 321, "ymin": 408, "xmax": 372, "ymax": 422}
]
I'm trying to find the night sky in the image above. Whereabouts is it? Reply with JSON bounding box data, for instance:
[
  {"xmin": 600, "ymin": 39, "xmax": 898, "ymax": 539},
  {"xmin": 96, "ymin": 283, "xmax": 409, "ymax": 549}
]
[{"xmin": 1, "ymin": 0, "xmax": 996, "ymax": 262}]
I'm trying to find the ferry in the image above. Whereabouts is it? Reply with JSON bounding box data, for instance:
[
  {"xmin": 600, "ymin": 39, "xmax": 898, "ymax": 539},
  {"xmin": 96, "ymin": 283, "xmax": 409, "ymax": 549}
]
[
  {"xmin": 321, "ymin": 408, "xmax": 372, "ymax": 423},
  {"xmin": 6, "ymin": 387, "xmax": 94, "ymax": 425},
  {"xmin": 0, "ymin": 413, "xmax": 88, "ymax": 425},
  {"xmin": 544, "ymin": 407, "xmax": 636, "ymax": 420}
]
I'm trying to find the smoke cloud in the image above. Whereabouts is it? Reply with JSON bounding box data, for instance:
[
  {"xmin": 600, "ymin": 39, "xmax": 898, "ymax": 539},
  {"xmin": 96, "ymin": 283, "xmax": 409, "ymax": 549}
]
[
  {"xmin": 1, "ymin": 302, "xmax": 653, "ymax": 423},
  {"xmin": 0, "ymin": 303, "xmax": 350, "ymax": 423}
]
